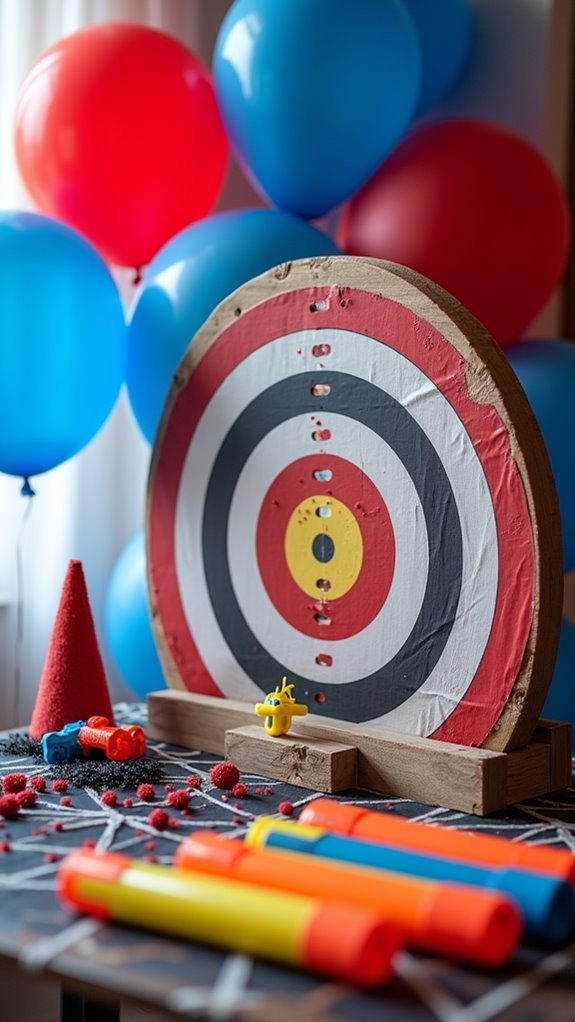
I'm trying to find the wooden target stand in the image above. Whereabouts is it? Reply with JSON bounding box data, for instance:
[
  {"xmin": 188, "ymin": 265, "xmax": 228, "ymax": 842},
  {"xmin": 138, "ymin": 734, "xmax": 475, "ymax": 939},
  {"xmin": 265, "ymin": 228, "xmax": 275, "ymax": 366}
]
[{"xmin": 146, "ymin": 257, "xmax": 571, "ymax": 815}]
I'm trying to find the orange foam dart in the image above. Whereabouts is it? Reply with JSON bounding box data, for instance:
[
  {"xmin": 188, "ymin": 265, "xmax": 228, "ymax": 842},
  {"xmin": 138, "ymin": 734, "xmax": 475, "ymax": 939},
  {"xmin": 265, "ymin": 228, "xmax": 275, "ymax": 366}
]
[
  {"xmin": 30, "ymin": 560, "xmax": 114, "ymax": 740},
  {"xmin": 58, "ymin": 848, "xmax": 403, "ymax": 988},
  {"xmin": 174, "ymin": 831, "xmax": 522, "ymax": 966},
  {"xmin": 299, "ymin": 799, "xmax": 575, "ymax": 887}
]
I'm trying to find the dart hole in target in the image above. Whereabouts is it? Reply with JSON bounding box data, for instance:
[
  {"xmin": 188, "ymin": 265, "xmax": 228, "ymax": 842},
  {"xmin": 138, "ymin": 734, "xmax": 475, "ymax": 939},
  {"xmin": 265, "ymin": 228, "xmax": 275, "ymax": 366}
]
[
  {"xmin": 312, "ymin": 428, "xmax": 332, "ymax": 441},
  {"xmin": 316, "ymin": 579, "xmax": 331, "ymax": 592},
  {"xmin": 309, "ymin": 299, "xmax": 330, "ymax": 312},
  {"xmin": 315, "ymin": 613, "xmax": 332, "ymax": 626},
  {"xmin": 313, "ymin": 469, "xmax": 332, "ymax": 481},
  {"xmin": 315, "ymin": 692, "xmax": 327, "ymax": 704},
  {"xmin": 316, "ymin": 506, "xmax": 332, "ymax": 518},
  {"xmin": 312, "ymin": 343, "xmax": 331, "ymax": 357},
  {"xmin": 311, "ymin": 383, "xmax": 331, "ymax": 397},
  {"xmin": 316, "ymin": 654, "xmax": 333, "ymax": 668}
]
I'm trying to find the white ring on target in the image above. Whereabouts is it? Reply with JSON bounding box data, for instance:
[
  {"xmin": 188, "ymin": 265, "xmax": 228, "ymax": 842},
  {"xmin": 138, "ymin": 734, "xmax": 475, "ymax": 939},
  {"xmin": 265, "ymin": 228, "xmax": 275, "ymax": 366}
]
[
  {"xmin": 227, "ymin": 413, "xmax": 428, "ymax": 682},
  {"xmin": 174, "ymin": 328, "xmax": 498, "ymax": 734}
]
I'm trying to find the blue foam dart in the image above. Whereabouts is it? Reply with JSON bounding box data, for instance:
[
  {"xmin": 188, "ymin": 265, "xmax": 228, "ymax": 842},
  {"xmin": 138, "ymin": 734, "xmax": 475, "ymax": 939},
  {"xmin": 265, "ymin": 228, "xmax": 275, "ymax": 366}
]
[{"xmin": 249, "ymin": 820, "xmax": 575, "ymax": 946}]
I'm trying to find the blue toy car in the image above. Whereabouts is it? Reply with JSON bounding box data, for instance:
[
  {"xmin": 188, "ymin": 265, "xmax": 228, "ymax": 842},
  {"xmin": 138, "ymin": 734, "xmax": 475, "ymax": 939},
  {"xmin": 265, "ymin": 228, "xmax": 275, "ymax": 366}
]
[{"xmin": 41, "ymin": 720, "xmax": 87, "ymax": 764}]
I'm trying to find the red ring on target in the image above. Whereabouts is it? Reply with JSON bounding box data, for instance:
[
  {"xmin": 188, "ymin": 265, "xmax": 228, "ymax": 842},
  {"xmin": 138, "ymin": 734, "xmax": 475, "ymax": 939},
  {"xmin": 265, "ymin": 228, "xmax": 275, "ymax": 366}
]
[{"xmin": 256, "ymin": 454, "xmax": 395, "ymax": 639}]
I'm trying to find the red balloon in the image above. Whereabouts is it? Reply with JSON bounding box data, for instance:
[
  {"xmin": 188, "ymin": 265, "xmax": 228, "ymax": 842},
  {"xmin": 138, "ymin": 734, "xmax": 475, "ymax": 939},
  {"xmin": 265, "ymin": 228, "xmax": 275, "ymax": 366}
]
[
  {"xmin": 338, "ymin": 120, "xmax": 570, "ymax": 346},
  {"xmin": 14, "ymin": 23, "xmax": 229, "ymax": 268}
]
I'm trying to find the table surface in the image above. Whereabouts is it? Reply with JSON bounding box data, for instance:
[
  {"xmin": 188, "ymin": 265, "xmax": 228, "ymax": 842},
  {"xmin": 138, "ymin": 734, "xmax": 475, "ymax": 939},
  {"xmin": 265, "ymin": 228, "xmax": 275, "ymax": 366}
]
[{"xmin": 1, "ymin": 703, "xmax": 575, "ymax": 1022}]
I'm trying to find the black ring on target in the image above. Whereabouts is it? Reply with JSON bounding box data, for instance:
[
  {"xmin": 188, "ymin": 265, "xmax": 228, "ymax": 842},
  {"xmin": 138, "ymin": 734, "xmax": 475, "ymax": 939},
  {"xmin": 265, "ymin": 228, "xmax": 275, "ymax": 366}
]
[{"xmin": 202, "ymin": 370, "xmax": 463, "ymax": 721}]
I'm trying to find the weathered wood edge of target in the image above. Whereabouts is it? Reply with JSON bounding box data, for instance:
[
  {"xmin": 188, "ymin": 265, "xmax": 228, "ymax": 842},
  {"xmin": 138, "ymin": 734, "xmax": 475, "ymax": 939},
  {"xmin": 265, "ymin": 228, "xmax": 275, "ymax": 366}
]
[
  {"xmin": 148, "ymin": 690, "xmax": 572, "ymax": 815},
  {"xmin": 146, "ymin": 256, "xmax": 564, "ymax": 779}
]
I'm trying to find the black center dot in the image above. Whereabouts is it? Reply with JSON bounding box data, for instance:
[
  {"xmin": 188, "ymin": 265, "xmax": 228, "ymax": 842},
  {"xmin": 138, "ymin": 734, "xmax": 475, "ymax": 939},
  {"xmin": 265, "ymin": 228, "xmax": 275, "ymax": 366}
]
[{"xmin": 312, "ymin": 533, "xmax": 335, "ymax": 563}]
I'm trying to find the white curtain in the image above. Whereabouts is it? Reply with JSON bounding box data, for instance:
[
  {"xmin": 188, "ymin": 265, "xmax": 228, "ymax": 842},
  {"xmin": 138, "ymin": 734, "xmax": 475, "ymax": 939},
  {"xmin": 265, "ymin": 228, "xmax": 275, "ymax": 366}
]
[{"xmin": 0, "ymin": 0, "xmax": 242, "ymax": 729}]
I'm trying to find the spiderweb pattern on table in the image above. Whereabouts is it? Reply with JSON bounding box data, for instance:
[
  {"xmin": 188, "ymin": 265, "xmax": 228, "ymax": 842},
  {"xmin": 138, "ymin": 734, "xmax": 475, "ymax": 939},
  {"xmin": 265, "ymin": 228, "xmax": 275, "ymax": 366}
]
[{"xmin": 1, "ymin": 702, "xmax": 574, "ymax": 1022}]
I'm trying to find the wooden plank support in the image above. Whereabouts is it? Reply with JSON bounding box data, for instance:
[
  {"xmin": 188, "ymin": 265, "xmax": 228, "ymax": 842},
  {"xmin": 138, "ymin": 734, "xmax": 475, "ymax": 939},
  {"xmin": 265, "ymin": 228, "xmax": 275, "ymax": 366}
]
[
  {"xmin": 225, "ymin": 725, "xmax": 357, "ymax": 793},
  {"xmin": 148, "ymin": 690, "xmax": 255, "ymax": 753},
  {"xmin": 147, "ymin": 691, "xmax": 572, "ymax": 815},
  {"xmin": 532, "ymin": 719, "xmax": 573, "ymax": 790}
]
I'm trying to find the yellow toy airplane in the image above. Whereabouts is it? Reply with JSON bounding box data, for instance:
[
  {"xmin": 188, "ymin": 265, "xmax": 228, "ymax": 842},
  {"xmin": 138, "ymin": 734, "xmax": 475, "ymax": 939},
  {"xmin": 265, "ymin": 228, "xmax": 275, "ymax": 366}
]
[{"xmin": 255, "ymin": 676, "xmax": 309, "ymax": 737}]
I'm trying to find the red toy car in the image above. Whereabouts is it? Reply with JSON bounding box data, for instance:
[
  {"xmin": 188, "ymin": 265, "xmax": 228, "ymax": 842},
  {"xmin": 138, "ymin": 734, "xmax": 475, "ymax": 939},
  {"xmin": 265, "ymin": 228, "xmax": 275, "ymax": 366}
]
[{"xmin": 78, "ymin": 716, "xmax": 146, "ymax": 761}]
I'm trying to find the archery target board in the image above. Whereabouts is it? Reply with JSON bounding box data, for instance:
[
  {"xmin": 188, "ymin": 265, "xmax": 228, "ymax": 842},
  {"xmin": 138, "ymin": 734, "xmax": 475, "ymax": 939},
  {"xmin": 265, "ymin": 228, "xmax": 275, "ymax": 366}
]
[{"xmin": 147, "ymin": 257, "xmax": 562, "ymax": 751}]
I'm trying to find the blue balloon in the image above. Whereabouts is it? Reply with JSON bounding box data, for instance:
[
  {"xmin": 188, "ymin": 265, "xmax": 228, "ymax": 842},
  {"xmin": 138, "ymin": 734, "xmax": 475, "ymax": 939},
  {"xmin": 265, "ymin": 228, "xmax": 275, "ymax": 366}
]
[
  {"xmin": 543, "ymin": 618, "xmax": 575, "ymax": 751},
  {"xmin": 0, "ymin": 212, "xmax": 125, "ymax": 479},
  {"xmin": 126, "ymin": 208, "xmax": 339, "ymax": 443},
  {"xmin": 213, "ymin": 0, "xmax": 420, "ymax": 218},
  {"xmin": 507, "ymin": 340, "xmax": 575, "ymax": 572},
  {"xmin": 403, "ymin": 0, "xmax": 473, "ymax": 114},
  {"xmin": 105, "ymin": 531, "xmax": 166, "ymax": 699}
]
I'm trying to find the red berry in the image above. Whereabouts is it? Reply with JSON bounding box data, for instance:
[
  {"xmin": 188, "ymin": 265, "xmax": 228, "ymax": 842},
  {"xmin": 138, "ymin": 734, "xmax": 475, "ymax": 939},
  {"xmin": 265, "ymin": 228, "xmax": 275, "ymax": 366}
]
[
  {"xmin": 60, "ymin": 796, "xmax": 72, "ymax": 806},
  {"xmin": 101, "ymin": 791, "xmax": 118, "ymax": 807},
  {"xmin": 31, "ymin": 776, "xmax": 47, "ymax": 792},
  {"xmin": 264, "ymin": 787, "xmax": 274, "ymax": 795},
  {"xmin": 167, "ymin": 790, "xmax": 190, "ymax": 810},
  {"xmin": 52, "ymin": 779, "xmax": 68, "ymax": 793},
  {"xmin": 148, "ymin": 808, "xmax": 169, "ymax": 831},
  {"xmin": 17, "ymin": 790, "xmax": 37, "ymax": 808},
  {"xmin": 209, "ymin": 762, "xmax": 240, "ymax": 790},
  {"xmin": 2, "ymin": 773, "xmax": 27, "ymax": 793},
  {"xmin": 137, "ymin": 784, "xmax": 156, "ymax": 802},
  {"xmin": 254, "ymin": 787, "xmax": 263, "ymax": 796},
  {"xmin": 231, "ymin": 782, "xmax": 248, "ymax": 798},
  {"xmin": 44, "ymin": 853, "xmax": 59, "ymax": 864},
  {"xmin": 0, "ymin": 840, "xmax": 10, "ymax": 852},
  {"xmin": 0, "ymin": 795, "xmax": 20, "ymax": 818},
  {"xmin": 164, "ymin": 784, "xmax": 174, "ymax": 793},
  {"xmin": 187, "ymin": 775, "xmax": 202, "ymax": 789},
  {"xmin": 278, "ymin": 801, "xmax": 294, "ymax": 816},
  {"xmin": 123, "ymin": 798, "xmax": 133, "ymax": 808},
  {"xmin": 82, "ymin": 837, "xmax": 96, "ymax": 848},
  {"xmin": 53, "ymin": 822, "xmax": 64, "ymax": 832}
]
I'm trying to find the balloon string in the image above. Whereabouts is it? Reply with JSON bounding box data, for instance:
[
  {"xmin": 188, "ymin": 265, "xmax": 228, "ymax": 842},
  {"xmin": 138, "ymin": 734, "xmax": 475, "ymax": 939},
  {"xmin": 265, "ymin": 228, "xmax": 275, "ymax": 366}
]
[
  {"xmin": 13, "ymin": 487, "xmax": 35, "ymax": 727},
  {"xmin": 20, "ymin": 476, "xmax": 36, "ymax": 498}
]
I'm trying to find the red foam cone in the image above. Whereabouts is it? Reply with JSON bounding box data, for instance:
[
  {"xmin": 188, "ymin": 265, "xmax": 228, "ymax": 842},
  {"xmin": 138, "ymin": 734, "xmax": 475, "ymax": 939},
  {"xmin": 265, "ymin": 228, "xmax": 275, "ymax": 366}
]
[{"xmin": 29, "ymin": 560, "xmax": 115, "ymax": 740}]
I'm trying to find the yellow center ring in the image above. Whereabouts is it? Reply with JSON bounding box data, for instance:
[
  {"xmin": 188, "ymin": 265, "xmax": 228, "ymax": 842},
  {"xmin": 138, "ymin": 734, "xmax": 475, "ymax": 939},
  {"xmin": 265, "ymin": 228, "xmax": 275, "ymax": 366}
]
[{"xmin": 284, "ymin": 494, "xmax": 363, "ymax": 600}]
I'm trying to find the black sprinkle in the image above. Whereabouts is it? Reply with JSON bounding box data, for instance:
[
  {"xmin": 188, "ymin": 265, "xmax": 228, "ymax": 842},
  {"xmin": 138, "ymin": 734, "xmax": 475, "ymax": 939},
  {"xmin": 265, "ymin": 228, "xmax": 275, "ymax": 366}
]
[
  {"xmin": 0, "ymin": 734, "xmax": 43, "ymax": 758},
  {"xmin": 50, "ymin": 757, "xmax": 165, "ymax": 791}
]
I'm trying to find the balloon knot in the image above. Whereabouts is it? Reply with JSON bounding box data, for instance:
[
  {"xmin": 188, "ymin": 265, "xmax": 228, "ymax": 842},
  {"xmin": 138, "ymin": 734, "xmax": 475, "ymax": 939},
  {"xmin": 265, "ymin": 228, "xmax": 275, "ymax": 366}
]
[
  {"xmin": 20, "ymin": 477, "xmax": 36, "ymax": 498},
  {"xmin": 133, "ymin": 267, "xmax": 143, "ymax": 286}
]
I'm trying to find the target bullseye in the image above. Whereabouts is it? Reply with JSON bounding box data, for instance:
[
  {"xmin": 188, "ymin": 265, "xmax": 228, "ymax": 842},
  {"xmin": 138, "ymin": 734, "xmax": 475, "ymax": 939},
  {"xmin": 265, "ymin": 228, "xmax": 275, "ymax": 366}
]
[
  {"xmin": 285, "ymin": 494, "xmax": 363, "ymax": 600},
  {"xmin": 256, "ymin": 454, "xmax": 396, "ymax": 641},
  {"xmin": 147, "ymin": 257, "xmax": 562, "ymax": 751}
]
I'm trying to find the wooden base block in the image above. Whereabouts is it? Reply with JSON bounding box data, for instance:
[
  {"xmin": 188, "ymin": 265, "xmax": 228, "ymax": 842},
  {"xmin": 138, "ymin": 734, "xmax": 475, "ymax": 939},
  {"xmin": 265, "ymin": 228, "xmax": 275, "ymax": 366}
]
[
  {"xmin": 147, "ymin": 691, "xmax": 572, "ymax": 815},
  {"xmin": 226, "ymin": 725, "xmax": 357, "ymax": 793}
]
